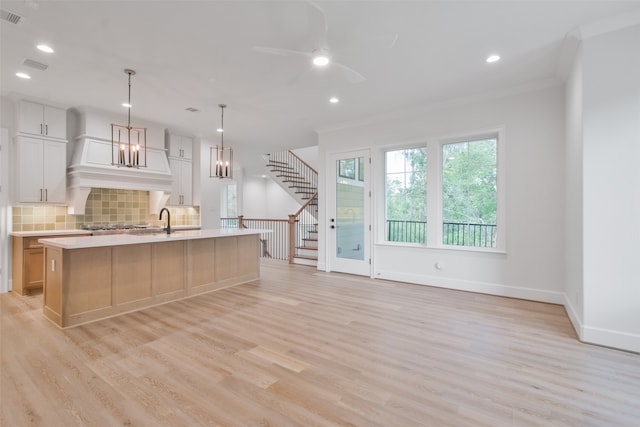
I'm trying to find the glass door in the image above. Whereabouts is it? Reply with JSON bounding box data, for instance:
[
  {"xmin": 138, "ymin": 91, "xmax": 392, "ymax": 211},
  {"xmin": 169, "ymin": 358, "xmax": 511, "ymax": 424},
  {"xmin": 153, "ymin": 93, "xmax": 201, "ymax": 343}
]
[{"xmin": 328, "ymin": 150, "xmax": 371, "ymax": 276}]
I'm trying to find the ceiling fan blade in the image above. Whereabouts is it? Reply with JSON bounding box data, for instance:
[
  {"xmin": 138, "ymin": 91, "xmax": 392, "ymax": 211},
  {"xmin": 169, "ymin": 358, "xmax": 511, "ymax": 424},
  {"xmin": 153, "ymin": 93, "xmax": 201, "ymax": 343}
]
[
  {"xmin": 306, "ymin": 0, "xmax": 329, "ymax": 41},
  {"xmin": 252, "ymin": 46, "xmax": 311, "ymax": 58},
  {"xmin": 332, "ymin": 61, "xmax": 366, "ymax": 84}
]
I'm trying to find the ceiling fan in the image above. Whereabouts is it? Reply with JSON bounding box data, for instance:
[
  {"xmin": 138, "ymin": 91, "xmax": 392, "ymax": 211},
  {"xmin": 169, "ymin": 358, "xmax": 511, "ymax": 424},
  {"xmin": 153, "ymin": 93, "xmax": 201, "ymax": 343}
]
[{"xmin": 253, "ymin": 1, "xmax": 366, "ymax": 84}]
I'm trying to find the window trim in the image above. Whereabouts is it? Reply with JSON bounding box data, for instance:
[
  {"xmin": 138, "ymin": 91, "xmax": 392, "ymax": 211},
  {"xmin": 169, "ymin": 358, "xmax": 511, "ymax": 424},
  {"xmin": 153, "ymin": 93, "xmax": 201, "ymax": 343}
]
[
  {"xmin": 377, "ymin": 127, "xmax": 506, "ymax": 253},
  {"xmin": 380, "ymin": 141, "xmax": 429, "ymax": 245},
  {"xmin": 431, "ymin": 127, "xmax": 506, "ymax": 252}
]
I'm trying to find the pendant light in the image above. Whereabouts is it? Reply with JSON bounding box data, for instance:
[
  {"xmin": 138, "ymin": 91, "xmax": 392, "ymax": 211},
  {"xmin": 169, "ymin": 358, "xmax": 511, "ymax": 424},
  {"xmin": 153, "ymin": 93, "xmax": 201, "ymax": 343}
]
[
  {"xmin": 210, "ymin": 104, "xmax": 233, "ymax": 179},
  {"xmin": 111, "ymin": 68, "xmax": 146, "ymax": 168}
]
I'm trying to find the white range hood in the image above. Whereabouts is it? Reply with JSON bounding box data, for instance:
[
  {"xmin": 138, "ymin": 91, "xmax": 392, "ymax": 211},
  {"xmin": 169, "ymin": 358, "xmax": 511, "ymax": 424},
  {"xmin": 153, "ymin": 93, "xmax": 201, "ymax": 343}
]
[
  {"xmin": 66, "ymin": 109, "xmax": 173, "ymax": 215},
  {"xmin": 67, "ymin": 110, "xmax": 173, "ymax": 215},
  {"xmin": 67, "ymin": 137, "xmax": 172, "ymax": 214}
]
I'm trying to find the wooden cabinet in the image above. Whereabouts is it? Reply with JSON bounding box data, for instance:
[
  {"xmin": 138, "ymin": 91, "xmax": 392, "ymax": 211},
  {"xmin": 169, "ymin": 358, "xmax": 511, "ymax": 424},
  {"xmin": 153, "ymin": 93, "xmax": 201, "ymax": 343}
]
[
  {"xmin": 15, "ymin": 136, "xmax": 66, "ymax": 203},
  {"xmin": 18, "ymin": 100, "xmax": 67, "ymax": 140},
  {"xmin": 42, "ymin": 234, "xmax": 260, "ymax": 327},
  {"xmin": 168, "ymin": 157, "xmax": 193, "ymax": 206},
  {"xmin": 167, "ymin": 133, "xmax": 193, "ymax": 159},
  {"xmin": 12, "ymin": 233, "xmax": 86, "ymax": 295}
]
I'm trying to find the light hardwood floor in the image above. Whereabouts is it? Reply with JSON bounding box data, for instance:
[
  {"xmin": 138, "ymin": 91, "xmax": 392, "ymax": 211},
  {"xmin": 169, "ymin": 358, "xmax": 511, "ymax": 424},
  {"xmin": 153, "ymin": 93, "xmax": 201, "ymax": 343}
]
[{"xmin": 2, "ymin": 261, "xmax": 639, "ymax": 426}]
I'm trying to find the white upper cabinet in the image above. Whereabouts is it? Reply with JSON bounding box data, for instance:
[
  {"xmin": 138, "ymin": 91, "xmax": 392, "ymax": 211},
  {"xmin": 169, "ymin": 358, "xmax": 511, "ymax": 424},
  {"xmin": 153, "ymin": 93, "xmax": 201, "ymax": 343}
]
[
  {"xmin": 18, "ymin": 100, "xmax": 67, "ymax": 141},
  {"xmin": 15, "ymin": 136, "xmax": 66, "ymax": 204},
  {"xmin": 167, "ymin": 133, "xmax": 193, "ymax": 160},
  {"xmin": 168, "ymin": 158, "xmax": 192, "ymax": 206}
]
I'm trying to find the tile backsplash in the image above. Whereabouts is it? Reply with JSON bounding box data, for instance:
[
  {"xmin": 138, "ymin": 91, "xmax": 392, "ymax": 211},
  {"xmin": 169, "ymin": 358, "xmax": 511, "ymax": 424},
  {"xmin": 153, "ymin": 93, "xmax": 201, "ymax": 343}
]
[{"xmin": 12, "ymin": 188, "xmax": 200, "ymax": 232}]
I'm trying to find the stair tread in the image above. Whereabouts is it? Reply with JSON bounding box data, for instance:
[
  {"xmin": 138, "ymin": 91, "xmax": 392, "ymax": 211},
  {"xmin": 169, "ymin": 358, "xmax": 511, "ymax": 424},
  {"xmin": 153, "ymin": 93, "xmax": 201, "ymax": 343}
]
[
  {"xmin": 297, "ymin": 246, "xmax": 318, "ymax": 251},
  {"xmin": 294, "ymin": 254, "xmax": 318, "ymax": 260},
  {"xmin": 266, "ymin": 163, "xmax": 294, "ymax": 168}
]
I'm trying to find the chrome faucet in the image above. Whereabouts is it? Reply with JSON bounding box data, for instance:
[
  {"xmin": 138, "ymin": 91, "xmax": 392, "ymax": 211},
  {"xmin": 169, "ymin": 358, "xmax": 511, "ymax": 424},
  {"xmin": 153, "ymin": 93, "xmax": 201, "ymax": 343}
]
[{"xmin": 159, "ymin": 208, "xmax": 171, "ymax": 234}]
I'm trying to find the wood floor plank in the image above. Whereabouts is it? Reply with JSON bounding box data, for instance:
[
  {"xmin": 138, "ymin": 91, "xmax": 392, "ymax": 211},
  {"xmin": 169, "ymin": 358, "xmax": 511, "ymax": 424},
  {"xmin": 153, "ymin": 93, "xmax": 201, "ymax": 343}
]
[{"xmin": 2, "ymin": 260, "xmax": 640, "ymax": 426}]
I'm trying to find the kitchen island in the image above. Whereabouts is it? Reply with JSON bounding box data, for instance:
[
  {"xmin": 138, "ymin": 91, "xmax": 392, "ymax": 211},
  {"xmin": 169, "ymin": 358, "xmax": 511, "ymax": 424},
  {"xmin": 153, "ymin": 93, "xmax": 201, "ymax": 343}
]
[{"xmin": 39, "ymin": 229, "xmax": 264, "ymax": 328}]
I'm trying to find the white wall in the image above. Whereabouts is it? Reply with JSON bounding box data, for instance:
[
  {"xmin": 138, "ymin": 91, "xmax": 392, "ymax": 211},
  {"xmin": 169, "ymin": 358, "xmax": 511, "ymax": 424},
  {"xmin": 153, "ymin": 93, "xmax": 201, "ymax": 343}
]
[
  {"xmin": 291, "ymin": 145, "xmax": 319, "ymax": 170},
  {"xmin": 581, "ymin": 24, "xmax": 640, "ymax": 352},
  {"xmin": 564, "ymin": 46, "xmax": 585, "ymax": 330},
  {"xmin": 1, "ymin": 98, "xmax": 16, "ymax": 293},
  {"xmin": 0, "ymin": 128, "xmax": 11, "ymax": 293},
  {"xmin": 319, "ymin": 86, "xmax": 566, "ymax": 304},
  {"xmin": 242, "ymin": 176, "xmax": 301, "ymax": 219}
]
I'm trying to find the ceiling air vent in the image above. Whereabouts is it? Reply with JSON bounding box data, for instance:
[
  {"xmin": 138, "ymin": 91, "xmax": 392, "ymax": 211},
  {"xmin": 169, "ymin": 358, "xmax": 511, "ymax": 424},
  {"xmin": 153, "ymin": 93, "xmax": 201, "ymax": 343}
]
[
  {"xmin": 185, "ymin": 107, "xmax": 199, "ymax": 112},
  {"xmin": 0, "ymin": 9, "xmax": 23, "ymax": 24},
  {"xmin": 23, "ymin": 58, "xmax": 49, "ymax": 71}
]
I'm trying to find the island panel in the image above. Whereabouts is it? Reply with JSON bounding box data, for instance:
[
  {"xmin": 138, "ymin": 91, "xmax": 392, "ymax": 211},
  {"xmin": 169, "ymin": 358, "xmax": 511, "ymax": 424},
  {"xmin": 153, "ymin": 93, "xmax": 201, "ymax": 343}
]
[
  {"xmin": 41, "ymin": 231, "xmax": 263, "ymax": 328},
  {"xmin": 153, "ymin": 240, "xmax": 187, "ymax": 297}
]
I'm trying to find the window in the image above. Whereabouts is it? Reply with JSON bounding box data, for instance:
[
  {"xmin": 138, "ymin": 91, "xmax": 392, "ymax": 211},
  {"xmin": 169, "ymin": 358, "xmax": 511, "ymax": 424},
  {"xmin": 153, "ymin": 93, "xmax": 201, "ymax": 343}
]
[
  {"xmin": 442, "ymin": 137, "xmax": 497, "ymax": 248},
  {"xmin": 384, "ymin": 148, "xmax": 427, "ymax": 243},
  {"xmin": 222, "ymin": 183, "xmax": 237, "ymax": 218},
  {"xmin": 381, "ymin": 130, "xmax": 503, "ymax": 251}
]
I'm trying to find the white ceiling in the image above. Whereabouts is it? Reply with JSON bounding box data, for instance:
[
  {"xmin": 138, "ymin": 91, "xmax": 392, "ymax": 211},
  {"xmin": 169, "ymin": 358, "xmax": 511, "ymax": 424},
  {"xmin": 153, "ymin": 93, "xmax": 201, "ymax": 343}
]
[{"xmin": 2, "ymin": 0, "xmax": 639, "ymax": 174}]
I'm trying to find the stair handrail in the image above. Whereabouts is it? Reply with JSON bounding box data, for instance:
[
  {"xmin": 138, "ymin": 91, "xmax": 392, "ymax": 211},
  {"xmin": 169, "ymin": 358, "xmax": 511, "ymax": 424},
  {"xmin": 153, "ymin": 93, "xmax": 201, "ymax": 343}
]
[
  {"xmin": 288, "ymin": 150, "xmax": 317, "ymax": 174},
  {"xmin": 293, "ymin": 192, "xmax": 318, "ymax": 217}
]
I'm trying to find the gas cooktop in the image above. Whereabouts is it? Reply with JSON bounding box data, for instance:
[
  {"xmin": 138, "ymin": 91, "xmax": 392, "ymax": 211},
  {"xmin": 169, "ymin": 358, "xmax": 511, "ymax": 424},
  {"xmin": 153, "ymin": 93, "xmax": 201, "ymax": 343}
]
[{"xmin": 81, "ymin": 224, "xmax": 149, "ymax": 231}]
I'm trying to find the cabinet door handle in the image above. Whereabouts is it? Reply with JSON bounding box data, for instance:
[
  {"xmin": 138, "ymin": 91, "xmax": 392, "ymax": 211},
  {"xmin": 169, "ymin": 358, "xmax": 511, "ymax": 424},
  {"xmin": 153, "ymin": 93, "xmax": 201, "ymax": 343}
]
[
  {"xmin": 40, "ymin": 124, "xmax": 43, "ymax": 134},
  {"xmin": 40, "ymin": 189, "xmax": 43, "ymax": 202},
  {"xmin": 45, "ymin": 124, "xmax": 48, "ymax": 135},
  {"xmin": 45, "ymin": 188, "xmax": 48, "ymax": 202}
]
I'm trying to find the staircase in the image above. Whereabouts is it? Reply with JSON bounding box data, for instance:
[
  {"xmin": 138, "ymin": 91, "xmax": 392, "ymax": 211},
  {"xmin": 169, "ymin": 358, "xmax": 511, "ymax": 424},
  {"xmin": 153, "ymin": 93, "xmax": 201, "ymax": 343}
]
[{"xmin": 264, "ymin": 151, "xmax": 318, "ymax": 266}]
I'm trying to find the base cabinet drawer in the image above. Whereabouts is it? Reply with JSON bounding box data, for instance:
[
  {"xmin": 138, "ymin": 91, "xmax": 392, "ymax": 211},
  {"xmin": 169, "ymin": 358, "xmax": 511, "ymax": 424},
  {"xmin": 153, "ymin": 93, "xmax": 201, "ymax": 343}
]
[{"xmin": 23, "ymin": 248, "xmax": 44, "ymax": 290}]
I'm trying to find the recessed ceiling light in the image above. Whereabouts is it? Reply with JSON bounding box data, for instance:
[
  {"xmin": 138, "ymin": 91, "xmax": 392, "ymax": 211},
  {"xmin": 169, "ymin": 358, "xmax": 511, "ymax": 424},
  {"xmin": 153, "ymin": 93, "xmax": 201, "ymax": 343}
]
[
  {"xmin": 37, "ymin": 44, "xmax": 54, "ymax": 53},
  {"xmin": 312, "ymin": 49, "xmax": 330, "ymax": 67},
  {"xmin": 122, "ymin": 102, "xmax": 132, "ymax": 108},
  {"xmin": 329, "ymin": 97, "xmax": 339, "ymax": 104},
  {"xmin": 16, "ymin": 72, "xmax": 31, "ymax": 79},
  {"xmin": 486, "ymin": 54, "xmax": 501, "ymax": 63}
]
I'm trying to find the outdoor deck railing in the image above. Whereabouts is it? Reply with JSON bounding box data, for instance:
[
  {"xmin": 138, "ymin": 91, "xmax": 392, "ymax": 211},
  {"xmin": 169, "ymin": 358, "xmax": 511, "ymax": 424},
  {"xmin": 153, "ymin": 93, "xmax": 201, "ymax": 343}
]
[{"xmin": 387, "ymin": 219, "xmax": 497, "ymax": 248}]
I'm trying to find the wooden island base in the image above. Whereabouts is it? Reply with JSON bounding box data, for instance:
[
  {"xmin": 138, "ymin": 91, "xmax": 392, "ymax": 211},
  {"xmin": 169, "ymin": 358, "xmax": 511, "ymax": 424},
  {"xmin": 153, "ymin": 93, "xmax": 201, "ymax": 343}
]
[{"xmin": 42, "ymin": 233, "xmax": 260, "ymax": 328}]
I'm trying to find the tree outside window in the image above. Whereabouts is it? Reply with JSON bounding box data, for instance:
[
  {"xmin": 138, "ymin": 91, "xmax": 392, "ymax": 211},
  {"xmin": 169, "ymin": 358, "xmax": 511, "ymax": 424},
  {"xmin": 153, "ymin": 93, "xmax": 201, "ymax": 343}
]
[
  {"xmin": 385, "ymin": 148, "xmax": 427, "ymax": 243},
  {"xmin": 442, "ymin": 138, "xmax": 497, "ymax": 247}
]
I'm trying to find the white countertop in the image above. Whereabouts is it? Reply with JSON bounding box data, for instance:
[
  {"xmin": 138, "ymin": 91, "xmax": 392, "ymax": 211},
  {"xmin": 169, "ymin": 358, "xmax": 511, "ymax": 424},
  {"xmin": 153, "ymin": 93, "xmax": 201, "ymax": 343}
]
[
  {"xmin": 11, "ymin": 230, "xmax": 93, "ymax": 237},
  {"xmin": 39, "ymin": 228, "xmax": 270, "ymax": 249}
]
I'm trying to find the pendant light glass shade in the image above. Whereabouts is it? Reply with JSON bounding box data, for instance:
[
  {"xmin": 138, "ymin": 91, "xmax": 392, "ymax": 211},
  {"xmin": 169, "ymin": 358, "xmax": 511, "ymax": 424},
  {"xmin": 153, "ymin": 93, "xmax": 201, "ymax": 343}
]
[
  {"xmin": 210, "ymin": 104, "xmax": 233, "ymax": 179},
  {"xmin": 111, "ymin": 69, "xmax": 147, "ymax": 168}
]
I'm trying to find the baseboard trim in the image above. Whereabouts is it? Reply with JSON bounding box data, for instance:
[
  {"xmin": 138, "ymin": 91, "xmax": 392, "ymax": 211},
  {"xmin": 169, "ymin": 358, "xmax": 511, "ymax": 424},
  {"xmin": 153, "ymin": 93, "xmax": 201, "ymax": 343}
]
[
  {"xmin": 375, "ymin": 270, "xmax": 564, "ymax": 304},
  {"xmin": 562, "ymin": 294, "xmax": 584, "ymax": 339},
  {"xmin": 582, "ymin": 325, "xmax": 640, "ymax": 354}
]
